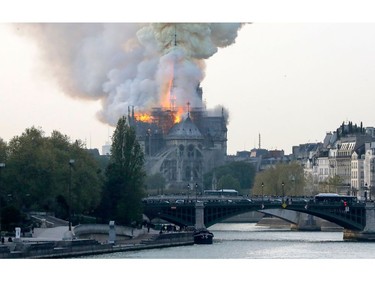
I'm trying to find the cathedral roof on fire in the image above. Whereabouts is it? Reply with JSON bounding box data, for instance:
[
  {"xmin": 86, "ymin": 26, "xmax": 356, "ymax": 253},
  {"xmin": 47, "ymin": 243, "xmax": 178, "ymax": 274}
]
[{"xmin": 166, "ymin": 115, "xmax": 204, "ymax": 140}]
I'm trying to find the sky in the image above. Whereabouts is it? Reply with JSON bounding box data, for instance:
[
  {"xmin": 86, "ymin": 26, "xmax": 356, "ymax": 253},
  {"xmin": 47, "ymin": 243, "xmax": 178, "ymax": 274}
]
[{"xmin": 1, "ymin": 1, "xmax": 375, "ymax": 156}]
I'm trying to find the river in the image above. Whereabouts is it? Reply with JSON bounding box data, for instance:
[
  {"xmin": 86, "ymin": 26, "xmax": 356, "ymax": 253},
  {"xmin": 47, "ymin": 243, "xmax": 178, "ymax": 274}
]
[
  {"xmin": 83, "ymin": 222, "xmax": 375, "ymax": 259},
  {"xmin": 73, "ymin": 223, "xmax": 374, "ymax": 279}
]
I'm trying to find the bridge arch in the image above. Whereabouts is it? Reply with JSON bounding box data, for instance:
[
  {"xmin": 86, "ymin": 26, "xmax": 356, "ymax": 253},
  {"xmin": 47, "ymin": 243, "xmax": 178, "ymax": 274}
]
[{"xmin": 143, "ymin": 198, "xmax": 367, "ymax": 231}]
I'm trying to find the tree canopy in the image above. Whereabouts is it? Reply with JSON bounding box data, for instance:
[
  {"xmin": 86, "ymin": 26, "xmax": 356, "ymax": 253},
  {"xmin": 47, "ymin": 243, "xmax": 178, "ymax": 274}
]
[
  {"xmin": 98, "ymin": 116, "xmax": 146, "ymax": 226},
  {"xmin": 204, "ymin": 161, "xmax": 256, "ymax": 195},
  {"xmin": 145, "ymin": 173, "xmax": 166, "ymax": 195},
  {"xmin": 252, "ymin": 162, "xmax": 305, "ymax": 197},
  {"xmin": 0, "ymin": 127, "xmax": 103, "ymax": 230}
]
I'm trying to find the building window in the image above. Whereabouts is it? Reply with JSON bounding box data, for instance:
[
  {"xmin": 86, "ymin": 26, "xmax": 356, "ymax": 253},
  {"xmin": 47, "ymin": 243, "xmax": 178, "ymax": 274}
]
[
  {"xmin": 188, "ymin": 144, "xmax": 194, "ymax": 158},
  {"xmin": 179, "ymin": 144, "xmax": 184, "ymax": 157}
]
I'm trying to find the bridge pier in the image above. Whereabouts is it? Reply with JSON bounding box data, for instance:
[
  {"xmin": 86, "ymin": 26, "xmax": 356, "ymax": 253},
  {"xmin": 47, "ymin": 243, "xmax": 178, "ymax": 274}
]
[
  {"xmin": 261, "ymin": 209, "xmax": 320, "ymax": 231},
  {"xmin": 195, "ymin": 201, "xmax": 206, "ymax": 229},
  {"xmin": 292, "ymin": 213, "xmax": 320, "ymax": 231},
  {"xmin": 343, "ymin": 203, "xmax": 375, "ymax": 241}
]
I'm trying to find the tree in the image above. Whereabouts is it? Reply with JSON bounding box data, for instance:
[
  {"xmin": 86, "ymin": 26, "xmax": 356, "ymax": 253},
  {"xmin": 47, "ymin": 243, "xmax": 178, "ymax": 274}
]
[
  {"xmin": 327, "ymin": 175, "xmax": 343, "ymax": 193},
  {"xmin": 0, "ymin": 138, "xmax": 7, "ymax": 219},
  {"xmin": 2, "ymin": 127, "xmax": 102, "ymax": 225},
  {"xmin": 145, "ymin": 173, "xmax": 166, "ymax": 195},
  {"xmin": 0, "ymin": 138, "xmax": 7, "ymax": 162},
  {"xmin": 99, "ymin": 116, "xmax": 146, "ymax": 226},
  {"xmin": 217, "ymin": 174, "xmax": 240, "ymax": 190},
  {"xmin": 65, "ymin": 139, "xmax": 103, "ymax": 222},
  {"xmin": 204, "ymin": 161, "xmax": 256, "ymax": 195},
  {"xmin": 252, "ymin": 162, "xmax": 305, "ymax": 196},
  {"xmin": 1, "ymin": 205, "xmax": 24, "ymax": 232}
]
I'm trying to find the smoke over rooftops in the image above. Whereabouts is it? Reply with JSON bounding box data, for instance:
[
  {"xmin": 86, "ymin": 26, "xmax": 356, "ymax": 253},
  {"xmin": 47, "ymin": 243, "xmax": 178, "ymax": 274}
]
[{"xmin": 14, "ymin": 23, "xmax": 244, "ymax": 126}]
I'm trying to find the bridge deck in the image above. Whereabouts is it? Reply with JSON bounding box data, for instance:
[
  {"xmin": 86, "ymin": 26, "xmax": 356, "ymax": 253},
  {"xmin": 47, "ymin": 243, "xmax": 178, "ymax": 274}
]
[{"xmin": 143, "ymin": 195, "xmax": 368, "ymax": 231}]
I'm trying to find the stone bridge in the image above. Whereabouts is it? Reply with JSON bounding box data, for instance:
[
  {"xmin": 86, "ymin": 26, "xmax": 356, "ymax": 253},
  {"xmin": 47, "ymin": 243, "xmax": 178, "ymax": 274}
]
[{"xmin": 142, "ymin": 196, "xmax": 375, "ymax": 241}]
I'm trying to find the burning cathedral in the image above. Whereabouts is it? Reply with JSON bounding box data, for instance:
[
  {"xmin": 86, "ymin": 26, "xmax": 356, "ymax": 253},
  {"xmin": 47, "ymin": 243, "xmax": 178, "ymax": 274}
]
[
  {"xmin": 117, "ymin": 23, "xmax": 242, "ymax": 191},
  {"xmin": 128, "ymin": 84, "xmax": 227, "ymax": 190},
  {"xmin": 19, "ymin": 23, "xmax": 243, "ymax": 190}
]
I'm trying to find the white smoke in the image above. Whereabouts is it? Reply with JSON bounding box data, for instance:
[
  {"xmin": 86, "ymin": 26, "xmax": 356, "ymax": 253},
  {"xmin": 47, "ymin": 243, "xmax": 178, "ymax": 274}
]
[
  {"xmin": 14, "ymin": 23, "xmax": 244, "ymax": 126},
  {"xmin": 207, "ymin": 105, "xmax": 230, "ymax": 125}
]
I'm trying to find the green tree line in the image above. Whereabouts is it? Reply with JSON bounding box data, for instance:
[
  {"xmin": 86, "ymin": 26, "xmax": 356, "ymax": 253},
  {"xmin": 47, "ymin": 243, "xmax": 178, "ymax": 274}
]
[
  {"xmin": 0, "ymin": 116, "xmax": 146, "ymax": 232},
  {"xmin": 0, "ymin": 117, "xmax": 311, "ymax": 232}
]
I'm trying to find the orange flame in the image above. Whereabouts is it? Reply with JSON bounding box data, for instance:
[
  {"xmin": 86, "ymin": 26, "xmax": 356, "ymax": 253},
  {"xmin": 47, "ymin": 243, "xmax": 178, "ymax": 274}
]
[
  {"xmin": 174, "ymin": 106, "xmax": 184, "ymax": 123},
  {"xmin": 174, "ymin": 115, "xmax": 181, "ymax": 123},
  {"xmin": 160, "ymin": 78, "xmax": 173, "ymax": 108},
  {"xmin": 160, "ymin": 61, "xmax": 174, "ymax": 109},
  {"xmin": 138, "ymin": 61, "xmax": 188, "ymax": 125},
  {"xmin": 134, "ymin": 113, "xmax": 153, "ymax": 123}
]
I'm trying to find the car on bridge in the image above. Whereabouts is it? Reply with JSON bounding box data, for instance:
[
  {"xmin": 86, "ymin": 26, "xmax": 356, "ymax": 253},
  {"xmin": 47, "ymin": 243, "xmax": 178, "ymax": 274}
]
[{"xmin": 237, "ymin": 198, "xmax": 252, "ymax": 203}]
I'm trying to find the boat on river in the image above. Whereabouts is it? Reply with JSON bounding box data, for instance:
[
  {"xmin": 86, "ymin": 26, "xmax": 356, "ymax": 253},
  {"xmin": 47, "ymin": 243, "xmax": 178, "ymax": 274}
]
[{"xmin": 193, "ymin": 228, "xmax": 214, "ymax": 244}]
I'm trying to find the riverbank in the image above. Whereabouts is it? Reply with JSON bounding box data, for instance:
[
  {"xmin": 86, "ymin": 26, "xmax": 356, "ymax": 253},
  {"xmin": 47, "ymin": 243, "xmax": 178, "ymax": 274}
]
[
  {"xmin": 1, "ymin": 214, "xmax": 343, "ymax": 259},
  {"xmin": 0, "ymin": 227, "xmax": 194, "ymax": 259}
]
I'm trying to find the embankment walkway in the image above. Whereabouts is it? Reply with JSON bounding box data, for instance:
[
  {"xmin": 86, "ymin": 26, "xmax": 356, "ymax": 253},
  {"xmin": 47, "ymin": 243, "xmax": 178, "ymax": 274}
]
[{"xmin": 0, "ymin": 225, "xmax": 194, "ymax": 258}]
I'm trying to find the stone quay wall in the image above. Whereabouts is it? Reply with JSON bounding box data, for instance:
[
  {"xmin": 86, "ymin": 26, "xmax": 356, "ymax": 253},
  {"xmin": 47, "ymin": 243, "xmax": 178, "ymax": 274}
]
[{"xmin": 0, "ymin": 232, "xmax": 194, "ymax": 259}]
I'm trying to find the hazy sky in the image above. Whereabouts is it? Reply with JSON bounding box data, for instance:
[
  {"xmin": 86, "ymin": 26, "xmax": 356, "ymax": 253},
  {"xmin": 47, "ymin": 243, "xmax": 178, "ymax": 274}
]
[{"xmin": 1, "ymin": 2, "xmax": 375, "ymax": 155}]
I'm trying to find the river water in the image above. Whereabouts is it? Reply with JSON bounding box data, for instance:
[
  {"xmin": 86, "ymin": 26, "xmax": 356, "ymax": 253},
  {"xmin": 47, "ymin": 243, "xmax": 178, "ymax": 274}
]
[
  {"xmin": 73, "ymin": 223, "xmax": 374, "ymax": 280},
  {"xmin": 84, "ymin": 223, "xmax": 375, "ymax": 259}
]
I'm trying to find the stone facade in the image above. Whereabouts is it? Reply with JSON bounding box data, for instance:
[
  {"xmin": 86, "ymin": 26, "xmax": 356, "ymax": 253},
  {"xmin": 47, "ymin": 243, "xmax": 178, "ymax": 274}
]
[{"xmin": 128, "ymin": 88, "xmax": 227, "ymax": 191}]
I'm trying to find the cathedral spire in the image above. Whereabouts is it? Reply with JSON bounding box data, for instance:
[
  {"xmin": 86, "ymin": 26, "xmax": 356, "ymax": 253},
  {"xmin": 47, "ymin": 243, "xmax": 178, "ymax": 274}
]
[
  {"xmin": 174, "ymin": 24, "xmax": 177, "ymax": 47},
  {"xmin": 187, "ymin": 101, "xmax": 190, "ymax": 118}
]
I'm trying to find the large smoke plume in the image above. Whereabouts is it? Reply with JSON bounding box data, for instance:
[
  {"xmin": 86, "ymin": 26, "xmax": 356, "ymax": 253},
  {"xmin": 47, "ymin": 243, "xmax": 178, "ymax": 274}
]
[{"xmin": 15, "ymin": 23, "xmax": 243, "ymax": 125}]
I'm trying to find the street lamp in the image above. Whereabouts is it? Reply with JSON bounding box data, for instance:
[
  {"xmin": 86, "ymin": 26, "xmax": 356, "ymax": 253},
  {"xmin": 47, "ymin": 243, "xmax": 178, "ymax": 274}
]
[
  {"xmin": 68, "ymin": 159, "xmax": 75, "ymax": 232},
  {"xmin": 0, "ymin": 163, "xmax": 5, "ymax": 238},
  {"xmin": 281, "ymin": 181, "xmax": 285, "ymax": 202},
  {"xmin": 365, "ymin": 183, "xmax": 368, "ymax": 202},
  {"xmin": 187, "ymin": 183, "xmax": 190, "ymax": 202},
  {"xmin": 261, "ymin": 182, "xmax": 264, "ymax": 204},
  {"xmin": 195, "ymin": 183, "xmax": 198, "ymax": 202}
]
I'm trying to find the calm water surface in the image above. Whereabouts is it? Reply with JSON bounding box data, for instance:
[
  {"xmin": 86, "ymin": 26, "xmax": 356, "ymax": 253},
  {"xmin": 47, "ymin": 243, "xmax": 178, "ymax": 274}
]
[{"xmin": 83, "ymin": 223, "xmax": 375, "ymax": 259}]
